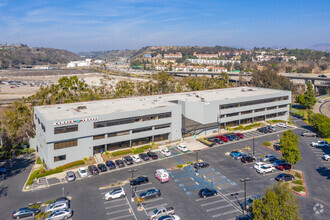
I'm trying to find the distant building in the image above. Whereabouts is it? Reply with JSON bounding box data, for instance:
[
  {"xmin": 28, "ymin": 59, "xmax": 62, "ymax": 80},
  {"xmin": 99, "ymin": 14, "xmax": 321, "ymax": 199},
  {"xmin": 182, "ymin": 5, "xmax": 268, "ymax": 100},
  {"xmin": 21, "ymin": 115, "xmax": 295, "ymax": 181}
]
[
  {"xmin": 188, "ymin": 59, "xmax": 240, "ymax": 65},
  {"xmin": 163, "ymin": 53, "xmax": 182, "ymax": 59},
  {"xmin": 67, "ymin": 59, "xmax": 92, "ymax": 68},
  {"xmin": 194, "ymin": 53, "xmax": 218, "ymax": 59}
]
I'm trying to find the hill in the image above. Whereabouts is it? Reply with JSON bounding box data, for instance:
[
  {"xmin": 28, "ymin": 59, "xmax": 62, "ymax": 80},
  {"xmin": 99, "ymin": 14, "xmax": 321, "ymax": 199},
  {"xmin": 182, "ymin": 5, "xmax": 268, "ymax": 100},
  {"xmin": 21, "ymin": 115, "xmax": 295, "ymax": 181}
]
[
  {"xmin": 0, "ymin": 44, "xmax": 81, "ymax": 69},
  {"xmin": 78, "ymin": 49, "xmax": 136, "ymax": 61},
  {"xmin": 309, "ymin": 44, "xmax": 330, "ymax": 52}
]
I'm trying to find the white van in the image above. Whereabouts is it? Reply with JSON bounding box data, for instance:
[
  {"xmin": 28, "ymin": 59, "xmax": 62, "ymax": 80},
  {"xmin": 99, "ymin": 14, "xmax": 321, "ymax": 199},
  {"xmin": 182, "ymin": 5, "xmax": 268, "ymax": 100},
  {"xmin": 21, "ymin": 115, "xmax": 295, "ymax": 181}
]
[{"xmin": 155, "ymin": 169, "xmax": 169, "ymax": 183}]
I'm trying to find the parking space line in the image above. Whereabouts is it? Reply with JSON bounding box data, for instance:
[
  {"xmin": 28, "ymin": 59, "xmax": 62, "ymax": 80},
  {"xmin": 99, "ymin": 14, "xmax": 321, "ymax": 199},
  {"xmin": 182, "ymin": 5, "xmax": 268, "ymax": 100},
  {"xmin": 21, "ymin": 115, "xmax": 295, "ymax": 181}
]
[
  {"xmin": 201, "ymin": 199, "xmax": 225, "ymax": 206},
  {"xmin": 196, "ymin": 195, "xmax": 221, "ymax": 202},
  {"xmin": 143, "ymin": 197, "xmax": 164, "ymax": 204},
  {"xmin": 206, "ymin": 204, "xmax": 233, "ymax": 212},
  {"xmin": 108, "ymin": 213, "xmax": 134, "ymax": 220},
  {"xmin": 107, "ymin": 209, "xmax": 131, "ymax": 215},
  {"xmin": 105, "ymin": 203, "xmax": 129, "ymax": 209},
  {"xmin": 135, "ymin": 187, "xmax": 155, "ymax": 193},
  {"xmin": 223, "ymin": 190, "xmax": 244, "ymax": 197},
  {"xmin": 212, "ymin": 209, "xmax": 240, "ymax": 218},
  {"xmin": 144, "ymin": 203, "xmax": 168, "ymax": 211},
  {"xmin": 104, "ymin": 198, "xmax": 126, "ymax": 204}
]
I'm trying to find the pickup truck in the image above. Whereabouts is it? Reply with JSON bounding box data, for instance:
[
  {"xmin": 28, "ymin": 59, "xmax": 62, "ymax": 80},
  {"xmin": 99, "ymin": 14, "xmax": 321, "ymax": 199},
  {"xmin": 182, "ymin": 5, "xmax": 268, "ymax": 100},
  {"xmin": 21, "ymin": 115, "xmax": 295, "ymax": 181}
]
[
  {"xmin": 311, "ymin": 141, "xmax": 329, "ymax": 148},
  {"xmin": 147, "ymin": 206, "xmax": 175, "ymax": 220}
]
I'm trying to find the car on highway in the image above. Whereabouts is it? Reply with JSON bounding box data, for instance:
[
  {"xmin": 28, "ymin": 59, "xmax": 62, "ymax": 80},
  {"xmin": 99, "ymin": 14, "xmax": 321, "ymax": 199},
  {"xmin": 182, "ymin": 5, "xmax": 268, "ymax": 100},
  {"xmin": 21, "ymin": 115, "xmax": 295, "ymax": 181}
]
[
  {"xmin": 65, "ymin": 171, "xmax": 76, "ymax": 182},
  {"xmin": 130, "ymin": 176, "xmax": 149, "ymax": 186},
  {"xmin": 260, "ymin": 154, "xmax": 276, "ymax": 162},
  {"xmin": 12, "ymin": 207, "xmax": 41, "ymax": 219},
  {"xmin": 194, "ymin": 162, "xmax": 209, "ymax": 169},
  {"xmin": 276, "ymin": 123, "xmax": 287, "ymax": 128},
  {"xmin": 45, "ymin": 209, "xmax": 73, "ymax": 220},
  {"xmin": 157, "ymin": 215, "xmax": 181, "ymax": 220},
  {"xmin": 198, "ymin": 188, "xmax": 217, "ymax": 198},
  {"xmin": 234, "ymin": 133, "xmax": 244, "ymax": 139},
  {"xmin": 217, "ymin": 135, "xmax": 229, "ymax": 142},
  {"xmin": 97, "ymin": 163, "xmax": 108, "ymax": 172},
  {"xmin": 147, "ymin": 151, "xmax": 159, "ymax": 160},
  {"xmin": 115, "ymin": 160, "xmax": 125, "ymax": 168},
  {"xmin": 105, "ymin": 187, "xmax": 126, "ymax": 201},
  {"xmin": 140, "ymin": 189, "xmax": 161, "ymax": 200},
  {"xmin": 176, "ymin": 144, "xmax": 189, "ymax": 152},
  {"xmin": 105, "ymin": 160, "xmax": 116, "ymax": 169},
  {"xmin": 155, "ymin": 169, "xmax": 169, "ymax": 183},
  {"xmin": 301, "ymin": 131, "xmax": 317, "ymax": 137},
  {"xmin": 122, "ymin": 156, "xmax": 134, "ymax": 165},
  {"xmin": 88, "ymin": 165, "xmax": 99, "ymax": 175},
  {"xmin": 45, "ymin": 201, "xmax": 69, "ymax": 213},
  {"xmin": 160, "ymin": 148, "xmax": 172, "ymax": 157},
  {"xmin": 311, "ymin": 141, "xmax": 329, "ymax": 148},
  {"xmin": 275, "ymin": 173, "xmax": 295, "ymax": 182},
  {"xmin": 230, "ymin": 150, "xmax": 241, "ymax": 157},
  {"xmin": 256, "ymin": 164, "xmax": 275, "ymax": 174},
  {"xmin": 241, "ymin": 155, "xmax": 255, "ymax": 163},
  {"xmin": 253, "ymin": 162, "xmax": 267, "ymax": 170},
  {"xmin": 78, "ymin": 167, "xmax": 88, "ymax": 177},
  {"xmin": 276, "ymin": 163, "xmax": 292, "ymax": 170},
  {"xmin": 131, "ymin": 155, "xmax": 142, "ymax": 163},
  {"xmin": 322, "ymin": 154, "xmax": 330, "ymax": 161},
  {"xmin": 139, "ymin": 153, "xmax": 150, "ymax": 161}
]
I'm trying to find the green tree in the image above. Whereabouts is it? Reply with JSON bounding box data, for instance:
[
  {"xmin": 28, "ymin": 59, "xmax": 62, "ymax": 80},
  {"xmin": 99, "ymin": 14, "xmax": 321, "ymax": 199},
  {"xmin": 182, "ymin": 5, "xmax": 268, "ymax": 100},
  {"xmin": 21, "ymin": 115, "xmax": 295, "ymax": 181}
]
[
  {"xmin": 303, "ymin": 80, "xmax": 317, "ymax": 109},
  {"xmin": 308, "ymin": 113, "xmax": 330, "ymax": 137},
  {"xmin": 114, "ymin": 80, "xmax": 135, "ymax": 98},
  {"xmin": 280, "ymin": 130, "xmax": 301, "ymax": 166},
  {"xmin": 295, "ymin": 94, "xmax": 305, "ymax": 106},
  {"xmin": 252, "ymin": 183, "xmax": 301, "ymax": 220}
]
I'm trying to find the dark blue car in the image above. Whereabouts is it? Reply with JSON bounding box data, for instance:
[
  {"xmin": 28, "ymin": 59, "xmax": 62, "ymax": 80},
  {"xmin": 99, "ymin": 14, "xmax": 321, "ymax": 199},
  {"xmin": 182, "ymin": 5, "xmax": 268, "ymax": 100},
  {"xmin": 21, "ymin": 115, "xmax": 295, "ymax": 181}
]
[
  {"xmin": 225, "ymin": 135, "xmax": 234, "ymax": 141},
  {"xmin": 199, "ymin": 188, "xmax": 217, "ymax": 198},
  {"xmin": 105, "ymin": 160, "xmax": 116, "ymax": 169}
]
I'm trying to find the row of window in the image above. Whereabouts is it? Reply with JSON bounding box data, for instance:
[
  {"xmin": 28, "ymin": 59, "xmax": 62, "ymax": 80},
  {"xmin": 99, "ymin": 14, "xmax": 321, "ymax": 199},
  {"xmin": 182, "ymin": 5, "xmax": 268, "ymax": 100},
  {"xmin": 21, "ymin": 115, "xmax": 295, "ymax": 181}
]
[
  {"xmin": 54, "ymin": 155, "xmax": 66, "ymax": 162},
  {"xmin": 54, "ymin": 125, "xmax": 78, "ymax": 134},
  {"xmin": 221, "ymin": 105, "xmax": 288, "ymax": 118},
  {"xmin": 219, "ymin": 96, "xmax": 289, "ymax": 110},
  {"xmin": 54, "ymin": 139, "xmax": 77, "ymax": 150},
  {"xmin": 94, "ymin": 112, "xmax": 172, "ymax": 128}
]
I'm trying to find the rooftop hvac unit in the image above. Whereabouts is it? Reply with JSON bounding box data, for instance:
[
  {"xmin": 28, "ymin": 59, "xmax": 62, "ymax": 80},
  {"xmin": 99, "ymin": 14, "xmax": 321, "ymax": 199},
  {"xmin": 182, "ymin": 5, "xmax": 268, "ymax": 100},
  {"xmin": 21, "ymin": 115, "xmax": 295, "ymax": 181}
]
[{"xmin": 201, "ymin": 97, "xmax": 205, "ymax": 102}]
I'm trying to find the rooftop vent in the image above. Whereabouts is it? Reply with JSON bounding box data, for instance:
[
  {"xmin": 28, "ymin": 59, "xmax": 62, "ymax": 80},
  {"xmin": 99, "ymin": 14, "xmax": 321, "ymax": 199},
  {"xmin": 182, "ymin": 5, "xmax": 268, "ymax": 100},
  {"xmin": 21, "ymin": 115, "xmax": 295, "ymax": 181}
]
[{"xmin": 201, "ymin": 97, "xmax": 205, "ymax": 102}]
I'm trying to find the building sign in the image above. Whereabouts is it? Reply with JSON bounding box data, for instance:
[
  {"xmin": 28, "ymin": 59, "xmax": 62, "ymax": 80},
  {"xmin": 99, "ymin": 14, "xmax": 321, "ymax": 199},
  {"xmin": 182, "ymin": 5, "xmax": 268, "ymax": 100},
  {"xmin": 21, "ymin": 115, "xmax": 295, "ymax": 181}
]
[{"xmin": 54, "ymin": 117, "xmax": 98, "ymax": 126}]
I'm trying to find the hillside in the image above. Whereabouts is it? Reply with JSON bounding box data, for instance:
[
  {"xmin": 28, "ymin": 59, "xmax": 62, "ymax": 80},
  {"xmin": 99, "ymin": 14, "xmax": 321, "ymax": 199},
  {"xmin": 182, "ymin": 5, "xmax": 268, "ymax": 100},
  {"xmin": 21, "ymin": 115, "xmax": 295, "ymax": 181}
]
[
  {"xmin": 0, "ymin": 44, "xmax": 81, "ymax": 69},
  {"xmin": 78, "ymin": 49, "xmax": 136, "ymax": 61}
]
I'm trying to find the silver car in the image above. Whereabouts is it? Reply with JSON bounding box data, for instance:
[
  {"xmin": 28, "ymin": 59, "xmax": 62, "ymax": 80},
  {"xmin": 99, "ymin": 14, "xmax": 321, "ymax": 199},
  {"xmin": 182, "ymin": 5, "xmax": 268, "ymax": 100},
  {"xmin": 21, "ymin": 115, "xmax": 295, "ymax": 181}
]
[
  {"xmin": 45, "ymin": 201, "xmax": 69, "ymax": 213},
  {"xmin": 66, "ymin": 171, "xmax": 76, "ymax": 182},
  {"xmin": 46, "ymin": 209, "xmax": 73, "ymax": 220}
]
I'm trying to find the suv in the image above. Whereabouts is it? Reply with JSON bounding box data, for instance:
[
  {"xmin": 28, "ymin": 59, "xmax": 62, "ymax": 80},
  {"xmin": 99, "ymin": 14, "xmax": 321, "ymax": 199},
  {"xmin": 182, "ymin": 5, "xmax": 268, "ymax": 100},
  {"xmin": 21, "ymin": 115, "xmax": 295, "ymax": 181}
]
[
  {"xmin": 301, "ymin": 131, "xmax": 317, "ymax": 137},
  {"xmin": 140, "ymin": 189, "xmax": 161, "ymax": 200},
  {"xmin": 147, "ymin": 151, "xmax": 158, "ymax": 159},
  {"xmin": 266, "ymin": 125, "xmax": 276, "ymax": 132},
  {"xmin": 88, "ymin": 165, "xmax": 99, "ymax": 175},
  {"xmin": 65, "ymin": 171, "xmax": 76, "ymax": 182},
  {"xmin": 244, "ymin": 194, "xmax": 262, "ymax": 211},
  {"xmin": 130, "ymin": 176, "xmax": 149, "ymax": 186},
  {"xmin": 155, "ymin": 169, "xmax": 169, "ymax": 183},
  {"xmin": 241, "ymin": 155, "xmax": 255, "ymax": 163},
  {"xmin": 198, "ymin": 188, "xmax": 217, "ymax": 198},
  {"xmin": 276, "ymin": 163, "xmax": 292, "ymax": 170},
  {"xmin": 311, "ymin": 141, "xmax": 329, "ymax": 148},
  {"xmin": 257, "ymin": 127, "xmax": 269, "ymax": 133},
  {"xmin": 260, "ymin": 154, "xmax": 276, "ymax": 162},
  {"xmin": 194, "ymin": 162, "xmax": 209, "ymax": 169},
  {"xmin": 105, "ymin": 187, "xmax": 126, "ymax": 200},
  {"xmin": 322, "ymin": 154, "xmax": 330, "ymax": 161},
  {"xmin": 115, "ymin": 160, "xmax": 125, "ymax": 168},
  {"xmin": 139, "ymin": 153, "xmax": 150, "ymax": 161},
  {"xmin": 122, "ymin": 156, "xmax": 134, "ymax": 165},
  {"xmin": 97, "ymin": 163, "xmax": 107, "ymax": 172},
  {"xmin": 256, "ymin": 164, "xmax": 275, "ymax": 174},
  {"xmin": 105, "ymin": 160, "xmax": 116, "ymax": 169}
]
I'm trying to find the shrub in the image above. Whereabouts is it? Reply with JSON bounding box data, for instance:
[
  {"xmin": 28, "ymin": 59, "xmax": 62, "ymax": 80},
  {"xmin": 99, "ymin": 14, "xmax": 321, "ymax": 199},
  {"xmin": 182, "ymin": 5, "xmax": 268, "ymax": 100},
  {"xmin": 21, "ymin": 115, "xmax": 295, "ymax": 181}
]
[
  {"xmin": 226, "ymin": 127, "xmax": 233, "ymax": 131},
  {"xmin": 177, "ymin": 164, "xmax": 183, "ymax": 168},
  {"xmin": 132, "ymin": 148, "xmax": 144, "ymax": 154},
  {"xmin": 292, "ymin": 185, "xmax": 305, "ymax": 192},
  {"xmin": 105, "ymin": 151, "xmax": 110, "ymax": 156},
  {"xmin": 45, "ymin": 199, "xmax": 56, "ymax": 204},
  {"xmin": 112, "ymin": 149, "xmax": 132, "ymax": 157},
  {"xmin": 243, "ymin": 122, "xmax": 264, "ymax": 130},
  {"xmin": 294, "ymin": 172, "xmax": 302, "ymax": 179},
  {"xmin": 263, "ymin": 141, "xmax": 272, "ymax": 147},
  {"xmin": 198, "ymin": 138, "xmax": 213, "ymax": 146},
  {"xmin": 283, "ymin": 182, "xmax": 289, "ymax": 188},
  {"xmin": 60, "ymin": 160, "xmax": 85, "ymax": 170},
  {"xmin": 233, "ymin": 125, "xmax": 244, "ymax": 131},
  {"xmin": 36, "ymin": 157, "xmax": 42, "ymax": 164},
  {"xmin": 187, "ymin": 161, "xmax": 192, "ymax": 164},
  {"xmin": 292, "ymin": 180, "xmax": 303, "ymax": 185}
]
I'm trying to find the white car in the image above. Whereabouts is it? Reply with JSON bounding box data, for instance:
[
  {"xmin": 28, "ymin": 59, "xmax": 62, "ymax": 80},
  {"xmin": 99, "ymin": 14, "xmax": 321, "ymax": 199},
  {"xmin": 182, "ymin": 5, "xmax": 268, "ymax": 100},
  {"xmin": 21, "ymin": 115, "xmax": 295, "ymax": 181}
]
[
  {"xmin": 276, "ymin": 123, "xmax": 287, "ymax": 128},
  {"xmin": 177, "ymin": 144, "xmax": 188, "ymax": 152},
  {"xmin": 78, "ymin": 167, "xmax": 88, "ymax": 177},
  {"xmin": 131, "ymin": 155, "xmax": 141, "ymax": 163},
  {"xmin": 256, "ymin": 164, "xmax": 275, "ymax": 174},
  {"xmin": 311, "ymin": 141, "xmax": 329, "ymax": 148},
  {"xmin": 45, "ymin": 202, "xmax": 69, "ymax": 213},
  {"xmin": 160, "ymin": 148, "xmax": 172, "ymax": 157},
  {"xmin": 105, "ymin": 187, "xmax": 126, "ymax": 201},
  {"xmin": 322, "ymin": 154, "xmax": 330, "ymax": 161},
  {"xmin": 253, "ymin": 162, "xmax": 267, "ymax": 170}
]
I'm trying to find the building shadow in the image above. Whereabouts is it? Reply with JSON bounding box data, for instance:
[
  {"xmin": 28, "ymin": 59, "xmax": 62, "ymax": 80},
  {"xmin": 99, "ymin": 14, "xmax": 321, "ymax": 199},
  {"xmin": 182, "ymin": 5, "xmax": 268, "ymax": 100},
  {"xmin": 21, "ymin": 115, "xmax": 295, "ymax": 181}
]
[
  {"xmin": 316, "ymin": 167, "xmax": 330, "ymax": 179},
  {"xmin": 2, "ymin": 155, "xmax": 34, "ymax": 179}
]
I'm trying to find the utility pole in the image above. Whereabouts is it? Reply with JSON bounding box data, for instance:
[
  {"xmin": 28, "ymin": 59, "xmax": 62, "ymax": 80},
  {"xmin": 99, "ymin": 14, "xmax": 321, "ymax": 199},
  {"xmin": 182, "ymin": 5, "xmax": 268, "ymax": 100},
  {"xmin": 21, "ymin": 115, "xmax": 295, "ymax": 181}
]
[{"xmin": 240, "ymin": 178, "xmax": 250, "ymax": 213}]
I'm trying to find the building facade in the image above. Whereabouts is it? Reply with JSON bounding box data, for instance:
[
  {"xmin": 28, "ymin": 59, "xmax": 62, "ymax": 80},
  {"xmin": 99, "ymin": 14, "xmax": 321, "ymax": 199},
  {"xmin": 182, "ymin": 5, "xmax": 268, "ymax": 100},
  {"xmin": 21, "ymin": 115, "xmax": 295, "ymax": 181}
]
[{"xmin": 32, "ymin": 87, "xmax": 291, "ymax": 169}]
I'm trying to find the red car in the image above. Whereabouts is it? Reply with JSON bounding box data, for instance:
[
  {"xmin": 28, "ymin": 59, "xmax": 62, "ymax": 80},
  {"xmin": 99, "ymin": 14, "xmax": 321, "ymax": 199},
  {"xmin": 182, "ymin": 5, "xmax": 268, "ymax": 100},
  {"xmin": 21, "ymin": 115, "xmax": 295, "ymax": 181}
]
[
  {"xmin": 276, "ymin": 163, "xmax": 292, "ymax": 170},
  {"xmin": 217, "ymin": 135, "xmax": 229, "ymax": 142},
  {"xmin": 234, "ymin": 133, "xmax": 244, "ymax": 139}
]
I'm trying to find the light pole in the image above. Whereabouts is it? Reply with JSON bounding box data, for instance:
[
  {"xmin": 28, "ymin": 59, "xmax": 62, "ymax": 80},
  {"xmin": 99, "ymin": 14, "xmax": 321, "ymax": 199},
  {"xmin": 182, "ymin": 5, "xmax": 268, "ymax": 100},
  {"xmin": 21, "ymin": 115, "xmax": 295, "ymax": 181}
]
[
  {"xmin": 195, "ymin": 150, "xmax": 200, "ymax": 175},
  {"xmin": 253, "ymin": 136, "xmax": 255, "ymax": 157},
  {"xmin": 128, "ymin": 169, "xmax": 137, "ymax": 201},
  {"xmin": 240, "ymin": 178, "xmax": 250, "ymax": 213}
]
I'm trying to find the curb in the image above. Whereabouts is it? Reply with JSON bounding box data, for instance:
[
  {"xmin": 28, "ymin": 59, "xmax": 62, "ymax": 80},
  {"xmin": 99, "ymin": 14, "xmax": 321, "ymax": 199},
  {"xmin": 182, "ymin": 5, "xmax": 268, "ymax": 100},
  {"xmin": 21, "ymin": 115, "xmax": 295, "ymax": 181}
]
[
  {"xmin": 291, "ymin": 171, "xmax": 308, "ymax": 197},
  {"xmin": 261, "ymin": 144, "xmax": 282, "ymax": 154}
]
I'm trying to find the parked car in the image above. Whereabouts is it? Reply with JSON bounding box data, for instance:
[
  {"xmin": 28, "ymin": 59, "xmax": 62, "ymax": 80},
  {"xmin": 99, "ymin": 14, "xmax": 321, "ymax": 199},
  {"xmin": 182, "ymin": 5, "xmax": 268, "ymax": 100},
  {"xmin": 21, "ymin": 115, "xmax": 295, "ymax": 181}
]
[
  {"xmin": 160, "ymin": 148, "xmax": 172, "ymax": 157},
  {"xmin": 266, "ymin": 125, "xmax": 276, "ymax": 132},
  {"xmin": 275, "ymin": 173, "xmax": 295, "ymax": 182},
  {"xmin": 230, "ymin": 134, "xmax": 240, "ymax": 140},
  {"xmin": 318, "ymin": 74, "xmax": 327, "ymax": 78},
  {"xmin": 130, "ymin": 176, "xmax": 149, "ymax": 186},
  {"xmin": 230, "ymin": 150, "xmax": 241, "ymax": 157},
  {"xmin": 256, "ymin": 164, "xmax": 275, "ymax": 174},
  {"xmin": 48, "ymin": 197, "xmax": 70, "ymax": 207},
  {"xmin": 234, "ymin": 153, "xmax": 247, "ymax": 160},
  {"xmin": 194, "ymin": 162, "xmax": 209, "ymax": 169},
  {"xmin": 273, "ymin": 142, "xmax": 281, "ymax": 150},
  {"xmin": 198, "ymin": 188, "xmax": 217, "ymax": 198},
  {"xmin": 266, "ymin": 127, "xmax": 274, "ymax": 133},
  {"xmin": 272, "ymin": 159, "xmax": 286, "ymax": 166},
  {"xmin": 301, "ymin": 131, "xmax": 317, "ymax": 137},
  {"xmin": 147, "ymin": 205, "xmax": 175, "ymax": 220},
  {"xmin": 276, "ymin": 123, "xmax": 287, "ymax": 128},
  {"xmin": 253, "ymin": 162, "xmax": 267, "ymax": 170},
  {"xmin": 105, "ymin": 160, "xmax": 116, "ymax": 169},
  {"xmin": 12, "ymin": 207, "xmax": 41, "ymax": 219},
  {"xmin": 147, "ymin": 151, "xmax": 159, "ymax": 160},
  {"xmin": 115, "ymin": 160, "xmax": 125, "ymax": 168},
  {"xmin": 46, "ymin": 209, "xmax": 73, "ymax": 220},
  {"xmin": 322, "ymin": 154, "xmax": 330, "ymax": 161},
  {"xmin": 78, "ymin": 167, "xmax": 88, "ymax": 177},
  {"xmin": 225, "ymin": 135, "xmax": 234, "ymax": 141},
  {"xmin": 155, "ymin": 169, "xmax": 169, "ymax": 183},
  {"xmin": 260, "ymin": 154, "xmax": 276, "ymax": 162},
  {"xmin": 234, "ymin": 133, "xmax": 244, "ymax": 139},
  {"xmin": 88, "ymin": 165, "xmax": 99, "ymax": 175},
  {"xmin": 208, "ymin": 138, "xmax": 223, "ymax": 145},
  {"xmin": 97, "ymin": 163, "xmax": 107, "ymax": 172},
  {"xmin": 140, "ymin": 189, "xmax": 161, "ymax": 200},
  {"xmin": 45, "ymin": 201, "xmax": 69, "ymax": 213},
  {"xmin": 65, "ymin": 171, "xmax": 76, "ymax": 182},
  {"xmin": 241, "ymin": 155, "xmax": 255, "ymax": 163},
  {"xmin": 139, "ymin": 153, "xmax": 150, "ymax": 161},
  {"xmin": 257, "ymin": 127, "xmax": 269, "ymax": 133},
  {"xmin": 311, "ymin": 141, "xmax": 329, "ymax": 148},
  {"xmin": 276, "ymin": 163, "xmax": 292, "ymax": 170},
  {"xmin": 157, "ymin": 215, "xmax": 180, "ymax": 220},
  {"xmin": 122, "ymin": 156, "xmax": 134, "ymax": 165},
  {"xmin": 105, "ymin": 187, "xmax": 126, "ymax": 201},
  {"xmin": 217, "ymin": 135, "xmax": 229, "ymax": 142},
  {"xmin": 131, "ymin": 155, "xmax": 141, "ymax": 163},
  {"xmin": 244, "ymin": 195, "xmax": 262, "ymax": 211},
  {"xmin": 176, "ymin": 144, "xmax": 188, "ymax": 152}
]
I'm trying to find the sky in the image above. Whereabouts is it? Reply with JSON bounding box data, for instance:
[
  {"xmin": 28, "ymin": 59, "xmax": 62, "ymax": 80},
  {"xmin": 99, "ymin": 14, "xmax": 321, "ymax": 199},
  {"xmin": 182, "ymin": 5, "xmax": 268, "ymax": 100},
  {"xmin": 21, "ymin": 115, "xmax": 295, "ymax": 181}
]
[{"xmin": 0, "ymin": 0, "xmax": 329, "ymax": 52}]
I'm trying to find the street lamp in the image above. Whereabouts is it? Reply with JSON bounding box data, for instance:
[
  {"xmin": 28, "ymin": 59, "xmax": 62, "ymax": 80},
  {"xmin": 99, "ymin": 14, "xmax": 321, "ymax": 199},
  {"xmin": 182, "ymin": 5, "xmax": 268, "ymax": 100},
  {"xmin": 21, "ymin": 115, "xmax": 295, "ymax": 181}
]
[
  {"xmin": 195, "ymin": 150, "xmax": 201, "ymax": 175},
  {"xmin": 252, "ymin": 136, "xmax": 255, "ymax": 157},
  {"xmin": 240, "ymin": 178, "xmax": 250, "ymax": 213},
  {"xmin": 128, "ymin": 169, "xmax": 138, "ymax": 200}
]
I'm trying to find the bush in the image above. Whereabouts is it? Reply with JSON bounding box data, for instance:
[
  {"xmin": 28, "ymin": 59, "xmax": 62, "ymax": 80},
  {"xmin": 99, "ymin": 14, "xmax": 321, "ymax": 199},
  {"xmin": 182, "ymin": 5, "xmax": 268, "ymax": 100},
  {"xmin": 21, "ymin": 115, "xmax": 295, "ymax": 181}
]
[
  {"xmin": 292, "ymin": 180, "xmax": 303, "ymax": 185},
  {"xmin": 233, "ymin": 125, "xmax": 244, "ymax": 131},
  {"xmin": 292, "ymin": 185, "xmax": 305, "ymax": 192},
  {"xmin": 36, "ymin": 157, "xmax": 42, "ymax": 164},
  {"xmin": 60, "ymin": 160, "xmax": 85, "ymax": 170},
  {"xmin": 132, "ymin": 148, "xmax": 144, "ymax": 154},
  {"xmin": 45, "ymin": 199, "xmax": 56, "ymax": 205},
  {"xmin": 294, "ymin": 172, "xmax": 302, "ymax": 179},
  {"xmin": 283, "ymin": 182, "xmax": 289, "ymax": 188},
  {"xmin": 198, "ymin": 138, "xmax": 213, "ymax": 146},
  {"xmin": 177, "ymin": 164, "xmax": 183, "ymax": 168},
  {"xmin": 243, "ymin": 122, "xmax": 264, "ymax": 130},
  {"xmin": 263, "ymin": 141, "xmax": 272, "ymax": 147},
  {"xmin": 112, "ymin": 149, "xmax": 132, "ymax": 157}
]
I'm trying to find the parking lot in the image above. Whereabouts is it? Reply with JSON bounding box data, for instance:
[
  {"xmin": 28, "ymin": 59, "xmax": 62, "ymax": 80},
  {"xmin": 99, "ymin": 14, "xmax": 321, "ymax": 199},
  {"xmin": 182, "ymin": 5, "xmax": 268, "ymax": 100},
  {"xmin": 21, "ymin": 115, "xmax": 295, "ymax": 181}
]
[{"xmin": 300, "ymin": 135, "xmax": 330, "ymax": 167}]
